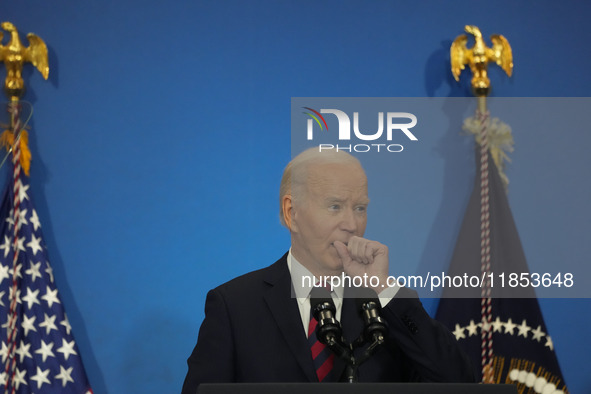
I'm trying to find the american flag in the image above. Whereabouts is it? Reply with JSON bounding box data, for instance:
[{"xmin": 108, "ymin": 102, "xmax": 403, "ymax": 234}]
[{"xmin": 0, "ymin": 163, "xmax": 92, "ymax": 392}]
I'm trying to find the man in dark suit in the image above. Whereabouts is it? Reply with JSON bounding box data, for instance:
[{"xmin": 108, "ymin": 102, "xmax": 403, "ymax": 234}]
[{"xmin": 182, "ymin": 149, "xmax": 475, "ymax": 394}]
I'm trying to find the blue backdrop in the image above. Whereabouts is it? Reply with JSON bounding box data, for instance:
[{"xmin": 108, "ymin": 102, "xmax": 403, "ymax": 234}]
[{"xmin": 0, "ymin": 1, "xmax": 589, "ymax": 393}]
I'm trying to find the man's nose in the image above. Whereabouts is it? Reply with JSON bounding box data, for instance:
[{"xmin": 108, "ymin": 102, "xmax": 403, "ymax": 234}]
[{"xmin": 339, "ymin": 209, "xmax": 358, "ymax": 233}]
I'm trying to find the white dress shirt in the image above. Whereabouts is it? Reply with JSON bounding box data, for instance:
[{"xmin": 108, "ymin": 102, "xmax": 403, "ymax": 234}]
[{"xmin": 287, "ymin": 249, "xmax": 400, "ymax": 337}]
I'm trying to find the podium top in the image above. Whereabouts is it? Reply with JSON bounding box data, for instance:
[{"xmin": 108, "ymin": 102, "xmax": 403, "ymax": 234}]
[{"xmin": 197, "ymin": 383, "xmax": 518, "ymax": 394}]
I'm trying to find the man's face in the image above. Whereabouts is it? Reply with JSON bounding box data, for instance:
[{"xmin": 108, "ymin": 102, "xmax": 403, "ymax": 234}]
[{"xmin": 290, "ymin": 161, "xmax": 369, "ymax": 276}]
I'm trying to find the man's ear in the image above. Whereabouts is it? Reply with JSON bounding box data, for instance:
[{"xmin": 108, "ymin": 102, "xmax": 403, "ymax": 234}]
[{"xmin": 282, "ymin": 194, "xmax": 295, "ymax": 231}]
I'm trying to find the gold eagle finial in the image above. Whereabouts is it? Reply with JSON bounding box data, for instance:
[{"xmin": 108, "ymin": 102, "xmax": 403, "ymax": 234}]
[
  {"xmin": 451, "ymin": 25, "xmax": 512, "ymax": 96},
  {"xmin": 0, "ymin": 21, "xmax": 49, "ymax": 100}
]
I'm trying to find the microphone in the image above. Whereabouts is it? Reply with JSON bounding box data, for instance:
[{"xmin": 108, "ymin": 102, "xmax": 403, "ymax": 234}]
[
  {"xmin": 310, "ymin": 287, "xmax": 356, "ymax": 382},
  {"xmin": 310, "ymin": 287, "xmax": 342, "ymax": 346},
  {"xmin": 354, "ymin": 287, "xmax": 387, "ymax": 344}
]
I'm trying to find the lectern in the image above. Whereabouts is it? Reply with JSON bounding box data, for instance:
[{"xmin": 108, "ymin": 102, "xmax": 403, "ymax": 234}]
[{"xmin": 198, "ymin": 383, "xmax": 518, "ymax": 394}]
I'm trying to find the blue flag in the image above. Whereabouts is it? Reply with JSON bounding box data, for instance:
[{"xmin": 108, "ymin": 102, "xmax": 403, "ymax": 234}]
[
  {"xmin": 436, "ymin": 149, "xmax": 568, "ymax": 393},
  {"xmin": 0, "ymin": 165, "xmax": 93, "ymax": 393}
]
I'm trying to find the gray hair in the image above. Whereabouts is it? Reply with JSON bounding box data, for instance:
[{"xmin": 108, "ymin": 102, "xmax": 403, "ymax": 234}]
[{"xmin": 278, "ymin": 148, "xmax": 362, "ymax": 227}]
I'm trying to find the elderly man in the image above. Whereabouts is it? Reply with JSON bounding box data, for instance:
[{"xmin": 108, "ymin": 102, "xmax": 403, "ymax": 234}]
[{"xmin": 181, "ymin": 148, "xmax": 475, "ymax": 393}]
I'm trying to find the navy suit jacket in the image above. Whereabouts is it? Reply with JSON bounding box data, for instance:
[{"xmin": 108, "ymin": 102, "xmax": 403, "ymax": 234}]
[{"xmin": 182, "ymin": 253, "xmax": 475, "ymax": 394}]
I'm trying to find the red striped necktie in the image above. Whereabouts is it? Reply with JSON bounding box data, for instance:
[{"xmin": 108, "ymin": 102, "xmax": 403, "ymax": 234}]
[{"xmin": 308, "ymin": 300, "xmax": 335, "ymax": 382}]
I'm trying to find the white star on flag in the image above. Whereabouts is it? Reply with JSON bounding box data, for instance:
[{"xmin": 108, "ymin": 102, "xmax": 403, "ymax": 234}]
[
  {"xmin": 12, "ymin": 368, "xmax": 27, "ymax": 389},
  {"xmin": 453, "ymin": 324, "xmax": 466, "ymax": 340},
  {"xmin": 531, "ymin": 325, "xmax": 545, "ymax": 342},
  {"xmin": 29, "ymin": 209, "xmax": 41, "ymax": 231},
  {"xmin": 30, "ymin": 366, "xmax": 51, "ymax": 389},
  {"xmin": 0, "ymin": 342, "xmax": 8, "ymax": 363},
  {"xmin": 504, "ymin": 318, "xmax": 517, "ymax": 335},
  {"xmin": 15, "ymin": 180, "xmax": 29, "ymax": 203},
  {"xmin": 39, "ymin": 313, "xmax": 58, "ymax": 335},
  {"xmin": 35, "ymin": 339, "xmax": 55, "ymax": 362},
  {"xmin": 41, "ymin": 285, "xmax": 61, "ymax": 307},
  {"xmin": 0, "ymin": 237, "xmax": 10, "ymax": 258},
  {"xmin": 14, "ymin": 236, "xmax": 26, "ymax": 253},
  {"xmin": 22, "ymin": 286, "xmax": 40, "ymax": 309},
  {"xmin": 55, "ymin": 365, "xmax": 74, "ymax": 387},
  {"xmin": 466, "ymin": 319, "xmax": 479, "ymax": 336},
  {"xmin": 491, "ymin": 316, "xmax": 504, "ymax": 332},
  {"xmin": 57, "ymin": 338, "xmax": 78, "ymax": 361},
  {"xmin": 21, "ymin": 314, "xmax": 37, "ymax": 335},
  {"xmin": 45, "ymin": 264, "xmax": 54, "ymax": 283},
  {"xmin": 8, "ymin": 285, "xmax": 21, "ymax": 306},
  {"xmin": 517, "ymin": 319, "xmax": 531, "ymax": 338},
  {"xmin": 14, "ymin": 208, "xmax": 28, "ymax": 231},
  {"xmin": 16, "ymin": 340, "xmax": 32, "ymax": 362},
  {"xmin": 61, "ymin": 314, "xmax": 72, "ymax": 335},
  {"xmin": 26, "ymin": 233, "xmax": 43, "ymax": 255},
  {"xmin": 545, "ymin": 336, "xmax": 554, "ymax": 351},
  {"xmin": 25, "ymin": 260, "xmax": 42, "ymax": 282},
  {"xmin": 0, "ymin": 264, "xmax": 9, "ymax": 282}
]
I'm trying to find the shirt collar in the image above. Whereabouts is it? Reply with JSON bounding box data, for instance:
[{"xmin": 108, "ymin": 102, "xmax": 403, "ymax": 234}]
[{"xmin": 287, "ymin": 249, "xmax": 345, "ymax": 302}]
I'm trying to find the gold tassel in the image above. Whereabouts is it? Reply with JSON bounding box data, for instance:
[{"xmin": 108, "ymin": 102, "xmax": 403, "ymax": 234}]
[
  {"xmin": 0, "ymin": 129, "xmax": 32, "ymax": 176},
  {"xmin": 462, "ymin": 115, "xmax": 514, "ymax": 190}
]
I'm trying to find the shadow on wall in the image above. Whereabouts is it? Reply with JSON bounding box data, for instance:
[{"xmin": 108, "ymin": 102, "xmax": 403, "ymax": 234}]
[
  {"xmin": 413, "ymin": 41, "xmax": 477, "ymax": 313},
  {"xmin": 6, "ymin": 92, "xmax": 109, "ymax": 393},
  {"xmin": 123, "ymin": 309, "xmax": 196, "ymax": 393}
]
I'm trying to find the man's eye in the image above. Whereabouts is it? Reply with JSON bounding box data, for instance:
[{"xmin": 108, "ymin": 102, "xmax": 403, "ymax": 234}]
[
  {"xmin": 329, "ymin": 204, "xmax": 340, "ymax": 211},
  {"xmin": 355, "ymin": 206, "xmax": 367, "ymax": 212}
]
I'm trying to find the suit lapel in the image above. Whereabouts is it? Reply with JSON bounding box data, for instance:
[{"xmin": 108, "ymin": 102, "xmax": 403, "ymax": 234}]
[{"xmin": 263, "ymin": 256, "xmax": 318, "ymax": 382}]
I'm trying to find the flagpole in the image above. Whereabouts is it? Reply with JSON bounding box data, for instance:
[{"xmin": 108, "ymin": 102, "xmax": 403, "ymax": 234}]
[
  {"xmin": 450, "ymin": 25, "xmax": 513, "ymax": 384},
  {"xmin": 4, "ymin": 98, "xmax": 22, "ymax": 394}
]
